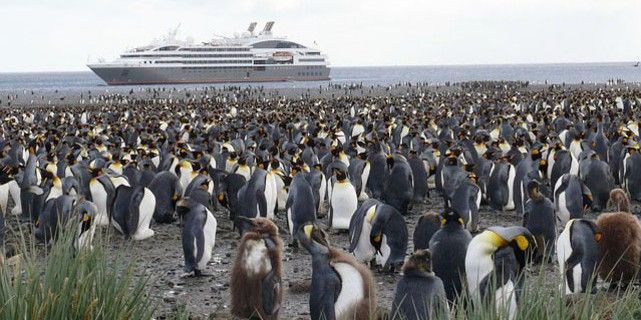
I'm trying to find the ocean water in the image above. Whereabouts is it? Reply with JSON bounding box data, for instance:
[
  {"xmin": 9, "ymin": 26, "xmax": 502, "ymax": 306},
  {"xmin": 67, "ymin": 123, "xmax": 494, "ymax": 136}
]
[{"xmin": 1, "ymin": 62, "xmax": 640, "ymax": 92}]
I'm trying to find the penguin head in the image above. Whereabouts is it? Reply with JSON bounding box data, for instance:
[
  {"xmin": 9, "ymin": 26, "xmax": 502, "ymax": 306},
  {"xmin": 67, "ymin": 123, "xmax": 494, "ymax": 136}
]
[
  {"xmin": 482, "ymin": 226, "xmax": 535, "ymax": 268},
  {"xmin": 441, "ymin": 209, "xmax": 465, "ymax": 226},
  {"xmin": 297, "ymin": 222, "xmax": 330, "ymax": 255},
  {"xmin": 402, "ymin": 249, "xmax": 433, "ymax": 275},
  {"xmin": 526, "ymin": 180, "xmax": 542, "ymax": 201},
  {"xmin": 238, "ymin": 216, "xmax": 279, "ymax": 237},
  {"xmin": 75, "ymin": 200, "xmax": 98, "ymax": 234}
]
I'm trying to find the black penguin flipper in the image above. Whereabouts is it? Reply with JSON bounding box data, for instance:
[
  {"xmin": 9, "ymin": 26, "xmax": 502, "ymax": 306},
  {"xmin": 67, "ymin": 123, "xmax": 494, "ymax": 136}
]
[
  {"xmin": 261, "ymin": 269, "xmax": 281, "ymax": 317},
  {"xmin": 112, "ymin": 185, "xmax": 134, "ymax": 238},
  {"xmin": 257, "ymin": 189, "xmax": 267, "ymax": 218},
  {"xmin": 127, "ymin": 187, "xmax": 145, "ymax": 238},
  {"xmin": 97, "ymin": 176, "xmax": 116, "ymax": 218},
  {"xmin": 262, "ymin": 237, "xmax": 281, "ymax": 316}
]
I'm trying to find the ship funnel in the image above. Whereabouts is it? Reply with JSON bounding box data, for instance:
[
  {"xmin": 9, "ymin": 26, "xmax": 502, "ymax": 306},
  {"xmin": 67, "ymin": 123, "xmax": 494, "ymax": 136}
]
[
  {"xmin": 248, "ymin": 22, "xmax": 257, "ymax": 33},
  {"xmin": 262, "ymin": 21, "xmax": 275, "ymax": 33}
]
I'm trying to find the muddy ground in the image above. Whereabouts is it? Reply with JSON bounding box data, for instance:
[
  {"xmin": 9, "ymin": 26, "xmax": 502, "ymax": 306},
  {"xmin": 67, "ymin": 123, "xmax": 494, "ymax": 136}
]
[{"xmin": 4, "ymin": 194, "xmax": 637, "ymax": 320}]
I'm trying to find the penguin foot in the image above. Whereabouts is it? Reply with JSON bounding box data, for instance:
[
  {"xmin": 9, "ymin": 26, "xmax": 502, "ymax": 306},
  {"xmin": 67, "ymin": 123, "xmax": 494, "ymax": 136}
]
[
  {"xmin": 132, "ymin": 229, "xmax": 155, "ymax": 240},
  {"xmin": 193, "ymin": 270, "xmax": 212, "ymax": 277}
]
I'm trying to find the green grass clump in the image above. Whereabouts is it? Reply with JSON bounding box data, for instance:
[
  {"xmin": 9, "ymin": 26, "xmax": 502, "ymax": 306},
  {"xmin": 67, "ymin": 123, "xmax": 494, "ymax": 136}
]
[{"xmin": 0, "ymin": 223, "xmax": 154, "ymax": 320}]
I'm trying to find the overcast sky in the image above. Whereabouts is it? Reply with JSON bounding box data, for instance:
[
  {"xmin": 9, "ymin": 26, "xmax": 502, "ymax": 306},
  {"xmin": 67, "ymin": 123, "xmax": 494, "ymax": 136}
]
[{"xmin": 1, "ymin": 0, "xmax": 640, "ymax": 72}]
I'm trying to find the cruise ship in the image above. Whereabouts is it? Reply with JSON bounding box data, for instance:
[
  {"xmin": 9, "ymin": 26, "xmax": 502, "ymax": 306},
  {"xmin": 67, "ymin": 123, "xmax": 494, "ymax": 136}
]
[{"xmin": 87, "ymin": 22, "xmax": 330, "ymax": 85}]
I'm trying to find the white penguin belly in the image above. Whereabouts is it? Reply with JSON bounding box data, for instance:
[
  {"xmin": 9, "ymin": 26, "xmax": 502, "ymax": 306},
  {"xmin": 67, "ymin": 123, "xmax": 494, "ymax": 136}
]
[
  {"xmin": 495, "ymin": 280, "xmax": 517, "ymax": 320},
  {"xmin": 330, "ymin": 182, "xmax": 357, "ymax": 230},
  {"xmin": 375, "ymin": 235, "xmax": 391, "ymax": 267},
  {"xmin": 359, "ymin": 163, "xmax": 371, "ymax": 200},
  {"xmin": 76, "ymin": 223, "xmax": 96, "ymax": 251},
  {"xmin": 110, "ymin": 176, "xmax": 130, "ymax": 189},
  {"xmin": 318, "ymin": 175, "xmax": 327, "ymax": 213},
  {"xmin": 90, "ymin": 181, "xmax": 110, "ymax": 226},
  {"xmin": 198, "ymin": 210, "xmax": 218, "ymax": 270},
  {"xmin": 265, "ymin": 174, "xmax": 277, "ymax": 219},
  {"xmin": 243, "ymin": 239, "xmax": 272, "ymax": 276},
  {"xmin": 9, "ymin": 180, "xmax": 21, "ymax": 215},
  {"xmin": 0, "ymin": 182, "xmax": 10, "ymax": 215},
  {"xmin": 353, "ymin": 218, "xmax": 375, "ymax": 263},
  {"xmin": 287, "ymin": 208, "xmax": 294, "ymax": 235},
  {"xmin": 333, "ymin": 262, "xmax": 365, "ymax": 318},
  {"xmin": 557, "ymin": 192, "xmax": 570, "ymax": 225},
  {"xmin": 465, "ymin": 241, "xmax": 495, "ymax": 300},
  {"xmin": 275, "ymin": 175, "xmax": 287, "ymax": 210},
  {"xmin": 505, "ymin": 165, "xmax": 516, "ymax": 211},
  {"xmin": 132, "ymin": 188, "xmax": 156, "ymax": 240}
]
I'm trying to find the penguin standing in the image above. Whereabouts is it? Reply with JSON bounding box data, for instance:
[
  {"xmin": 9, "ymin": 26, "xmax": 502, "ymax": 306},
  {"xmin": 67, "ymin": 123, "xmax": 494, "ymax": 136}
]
[
  {"xmin": 556, "ymin": 219, "xmax": 601, "ymax": 294},
  {"xmin": 596, "ymin": 189, "xmax": 641, "ymax": 288},
  {"xmin": 298, "ymin": 222, "xmax": 377, "ymax": 320},
  {"xmin": 234, "ymin": 165, "xmax": 268, "ymax": 234},
  {"xmin": 622, "ymin": 144, "xmax": 641, "ymax": 201},
  {"xmin": 429, "ymin": 209, "xmax": 472, "ymax": 303},
  {"xmin": 328, "ymin": 164, "xmax": 357, "ymax": 230},
  {"xmin": 408, "ymin": 150, "xmax": 429, "ymax": 202},
  {"xmin": 382, "ymin": 154, "xmax": 413, "ymax": 214},
  {"xmin": 391, "ymin": 249, "xmax": 449, "ymax": 320},
  {"xmin": 466, "ymin": 226, "xmax": 534, "ymax": 320},
  {"xmin": 285, "ymin": 170, "xmax": 317, "ymax": 243},
  {"xmin": 487, "ymin": 157, "xmax": 516, "ymax": 211},
  {"xmin": 177, "ymin": 198, "xmax": 217, "ymax": 276},
  {"xmin": 579, "ymin": 151, "xmax": 614, "ymax": 212},
  {"xmin": 523, "ymin": 181, "xmax": 556, "ymax": 262},
  {"xmin": 231, "ymin": 217, "xmax": 283, "ymax": 320}
]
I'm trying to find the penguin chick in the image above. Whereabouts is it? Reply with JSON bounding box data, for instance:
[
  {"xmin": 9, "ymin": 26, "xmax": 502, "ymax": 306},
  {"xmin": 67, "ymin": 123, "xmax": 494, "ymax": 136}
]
[
  {"xmin": 392, "ymin": 249, "xmax": 449, "ymax": 320},
  {"xmin": 298, "ymin": 222, "xmax": 377, "ymax": 320},
  {"xmin": 596, "ymin": 189, "xmax": 641, "ymax": 288},
  {"xmin": 412, "ymin": 211, "xmax": 441, "ymax": 251},
  {"xmin": 178, "ymin": 198, "xmax": 217, "ymax": 277},
  {"xmin": 231, "ymin": 217, "xmax": 283, "ymax": 320}
]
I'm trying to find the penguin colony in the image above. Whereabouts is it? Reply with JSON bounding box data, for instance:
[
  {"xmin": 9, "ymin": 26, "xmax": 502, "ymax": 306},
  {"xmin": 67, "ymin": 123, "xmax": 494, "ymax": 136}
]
[{"xmin": 1, "ymin": 81, "xmax": 641, "ymax": 318}]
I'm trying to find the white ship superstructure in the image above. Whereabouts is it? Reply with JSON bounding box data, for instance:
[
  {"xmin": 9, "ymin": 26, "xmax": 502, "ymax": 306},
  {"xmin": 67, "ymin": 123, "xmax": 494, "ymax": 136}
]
[{"xmin": 88, "ymin": 22, "xmax": 330, "ymax": 85}]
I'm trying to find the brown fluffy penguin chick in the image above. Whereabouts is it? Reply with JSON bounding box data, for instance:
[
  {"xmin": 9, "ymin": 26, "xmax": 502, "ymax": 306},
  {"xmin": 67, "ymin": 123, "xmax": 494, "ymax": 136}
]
[
  {"xmin": 231, "ymin": 217, "xmax": 283, "ymax": 320},
  {"xmin": 608, "ymin": 188, "xmax": 631, "ymax": 213},
  {"xmin": 596, "ymin": 189, "xmax": 641, "ymax": 287}
]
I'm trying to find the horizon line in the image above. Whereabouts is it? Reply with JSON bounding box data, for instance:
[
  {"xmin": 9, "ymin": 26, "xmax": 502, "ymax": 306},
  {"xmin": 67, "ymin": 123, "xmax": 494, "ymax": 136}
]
[{"xmin": 1, "ymin": 60, "xmax": 639, "ymax": 74}]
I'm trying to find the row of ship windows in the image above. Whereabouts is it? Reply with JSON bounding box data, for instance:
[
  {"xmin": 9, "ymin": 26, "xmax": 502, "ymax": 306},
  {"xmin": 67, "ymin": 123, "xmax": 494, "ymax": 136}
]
[
  {"xmin": 122, "ymin": 54, "xmax": 253, "ymax": 58},
  {"xmin": 304, "ymin": 65, "xmax": 324, "ymax": 69},
  {"xmin": 179, "ymin": 48, "xmax": 250, "ymax": 52},
  {"xmin": 298, "ymin": 72, "xmax": 324, "ymax": 77},
  {"xmin": 299, "ymin": 58, "xmax": 325, "ymax": 62},
  {"xmin": 155, "ymin": 60, "xmax": 252, "ymax": 64}
]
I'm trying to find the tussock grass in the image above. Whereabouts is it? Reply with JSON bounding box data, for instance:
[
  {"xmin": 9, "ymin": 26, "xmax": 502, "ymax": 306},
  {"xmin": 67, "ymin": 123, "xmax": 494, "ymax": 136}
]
[{"xmin": 0, "ymin": 221, "xmax": 154, "ymax": 320}]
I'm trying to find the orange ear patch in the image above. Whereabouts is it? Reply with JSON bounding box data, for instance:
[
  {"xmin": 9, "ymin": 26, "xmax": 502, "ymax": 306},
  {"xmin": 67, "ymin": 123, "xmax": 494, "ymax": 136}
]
[{"xmin": 594, "ymin": 232, "xmax": 602, "ymax": 242}]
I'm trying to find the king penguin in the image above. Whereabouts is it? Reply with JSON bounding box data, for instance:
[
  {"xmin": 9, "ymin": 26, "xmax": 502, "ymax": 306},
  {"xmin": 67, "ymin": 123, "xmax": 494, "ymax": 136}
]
[
  {"xmin": 412, "ymin": 211, "xmax": 442, "ymax": 251},
  {"xmin": 74, "ymin": 200, "xmax": 98, "ymax": 252},
  {"xmin": 328, "ymin": 163, "xmax": 358, "ymax": 231},
  {"xmin": 556, "ymin": 219, "xmax": 601, "ymax": 294},
  {"xmin": 177, "ymin": 198, "xmax": 217, "ymax": 276},
  {"xmin": 298, "ymin": 222, "xmax": 377, "ymax": 320},
  {"xmin": 147, "ymin": 171, "xmax": 183, "ymax": 223},
  {"xmin": 465, "ymin": 226, "xmax": 535, "ymax": 320},
  {"xmin": 285, "ymin": 168, "xmax": 317, "ymax": 244},
  {"xmin": 553, "ymin": 174, "xmax": 592, "ymax": 226},
  {"xmin": 110, "ymin": 185, "xmax": 156, "ymax": 240},
  {"xmin": 523, "ymin": 180, "xmax": 556, "ymax": 263},
  {"xmin": 430, "ymin": 209, "xmax": 472, "ymax": 303}
]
